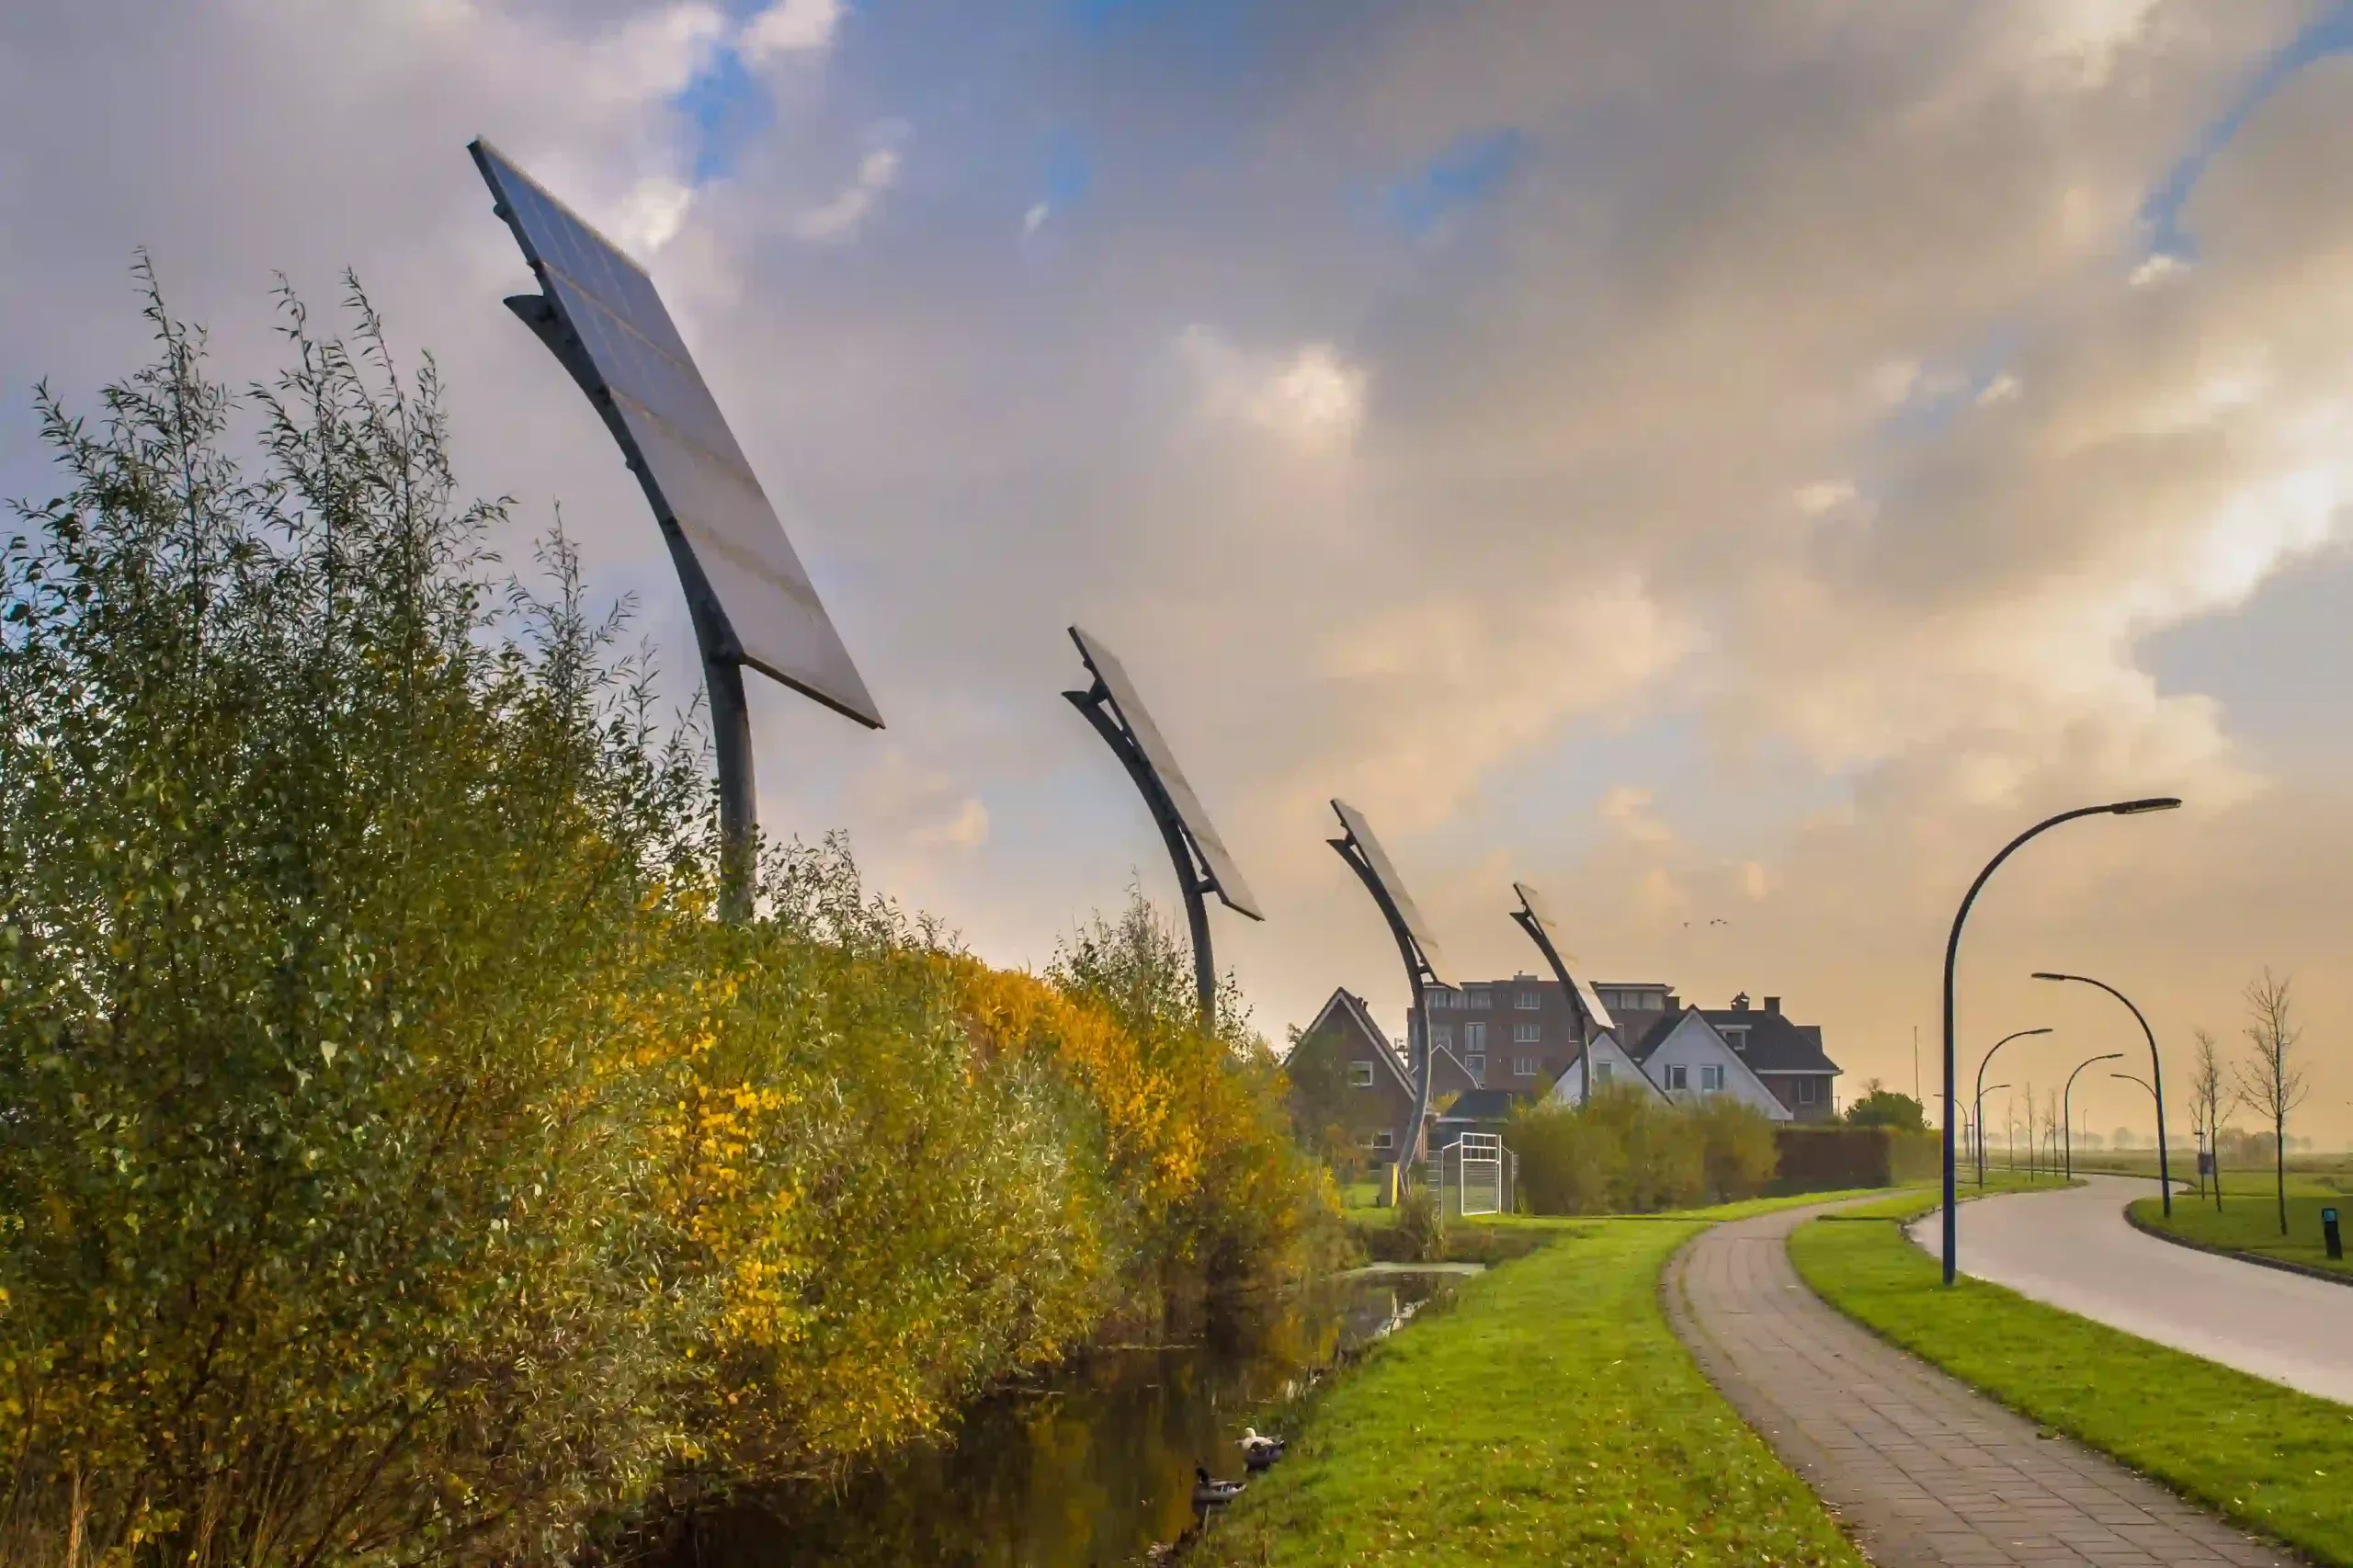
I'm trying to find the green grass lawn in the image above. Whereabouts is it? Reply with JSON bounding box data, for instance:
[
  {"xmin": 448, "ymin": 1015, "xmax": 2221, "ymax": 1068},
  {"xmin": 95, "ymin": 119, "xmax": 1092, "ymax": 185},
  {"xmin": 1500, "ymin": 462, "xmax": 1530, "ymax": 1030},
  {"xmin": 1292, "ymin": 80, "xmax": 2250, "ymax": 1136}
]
[
  {"xmin": 1790, "ymin": 1194, "xmax": 2353, "ymax": 1566},
  {"xmin": 2130, "ymin": 1187, "xmax": 2353, "ymax": 1278},
  {"xmin": 1195, "ymin": 1196, "xmax": 1881, "ymax": 1567}
]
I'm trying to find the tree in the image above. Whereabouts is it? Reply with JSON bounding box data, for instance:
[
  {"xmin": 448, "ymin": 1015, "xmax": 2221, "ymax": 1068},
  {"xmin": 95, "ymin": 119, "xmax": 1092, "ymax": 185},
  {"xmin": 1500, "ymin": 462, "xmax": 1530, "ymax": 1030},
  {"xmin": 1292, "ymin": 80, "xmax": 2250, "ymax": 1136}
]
[
  {"xmin": 2234, "ymin": 969, "xmax": 2308, "ymax": 1236},
  {"xmin": 2188, "ymin": 1028, "xmax": 2228, "ymax": 1210},
  {"xmin": 1845, "ymin": 1078, "xmax": 1927, "ymax": 1132}
]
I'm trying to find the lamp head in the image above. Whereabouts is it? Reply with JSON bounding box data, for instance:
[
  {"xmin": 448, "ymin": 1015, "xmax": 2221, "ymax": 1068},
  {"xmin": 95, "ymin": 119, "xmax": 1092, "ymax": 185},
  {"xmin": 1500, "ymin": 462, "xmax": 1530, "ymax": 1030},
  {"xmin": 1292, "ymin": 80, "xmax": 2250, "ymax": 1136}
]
[
  {"xmin": 2030, "ymin": 971, "xmax": 2070, "ymax": 983},
  {"xmin": 2020, "ymin": 1026, "xmax": 2052, "ymax": 1038},
  {"xmin": 2109, "ymin": 796, "xmax": 2182, "ymax": 815}
]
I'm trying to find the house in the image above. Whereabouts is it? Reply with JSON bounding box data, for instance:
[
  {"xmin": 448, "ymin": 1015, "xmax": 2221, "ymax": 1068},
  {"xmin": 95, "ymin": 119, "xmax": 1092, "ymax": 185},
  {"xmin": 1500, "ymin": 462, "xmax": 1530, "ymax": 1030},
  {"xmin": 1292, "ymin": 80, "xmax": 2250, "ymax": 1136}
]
[
  {"xmin": 1286, "ymin": 988, "xmax": 1479, "ymax": 1164},
  {"xmin": 1548, "ymin": 988, "xmax": 1842, "ymax": 1123},
  {"xmin": 1287, "ymin": 983, "xmax": 1844, "ymax": 1165}
]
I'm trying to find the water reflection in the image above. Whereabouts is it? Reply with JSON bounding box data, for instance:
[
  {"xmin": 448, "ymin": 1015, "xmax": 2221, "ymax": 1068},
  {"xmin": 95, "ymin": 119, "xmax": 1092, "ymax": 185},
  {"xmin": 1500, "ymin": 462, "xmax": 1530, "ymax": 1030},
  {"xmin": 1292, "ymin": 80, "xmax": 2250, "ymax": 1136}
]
[{"xmin": 662, "ymin": 1273, "xmax": 1447, "ymax": 1567}]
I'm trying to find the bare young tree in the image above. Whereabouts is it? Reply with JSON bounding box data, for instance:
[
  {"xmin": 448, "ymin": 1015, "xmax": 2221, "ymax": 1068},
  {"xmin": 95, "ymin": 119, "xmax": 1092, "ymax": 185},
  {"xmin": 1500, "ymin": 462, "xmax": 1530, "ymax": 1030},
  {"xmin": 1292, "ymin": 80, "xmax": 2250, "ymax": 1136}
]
[
  {"xmin": 2234, "ymin": 970, "xmax": 2308, "ymax": 1236},
  {"xmin": 2188, "ymin": 1028, "xmax": 2228, "ymax": 1211}
]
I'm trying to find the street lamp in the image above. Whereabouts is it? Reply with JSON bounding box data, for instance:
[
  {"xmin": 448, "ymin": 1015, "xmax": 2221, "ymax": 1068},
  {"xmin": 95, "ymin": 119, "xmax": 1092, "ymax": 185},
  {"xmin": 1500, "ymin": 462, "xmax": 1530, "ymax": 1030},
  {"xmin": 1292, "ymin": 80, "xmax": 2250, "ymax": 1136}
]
[
  {"xmin": 2038, "ymin": 971, "xmax": 2174, "ymax": 1217},
  {"xmin": 1939, "ymin": 798, "xmax": 2180, "ymax": 1285},
  {"xmin": 2063, "ymin": 1051, "xmax": 2123, "ymax": 1180},
  {"xmin": 1973, "ymin": 1028, "xmax": 2051, "ymax": 1186},
  {"xmin": 2112, "ymin": 1072, "xmax": 2161, "ymax": 1177}
]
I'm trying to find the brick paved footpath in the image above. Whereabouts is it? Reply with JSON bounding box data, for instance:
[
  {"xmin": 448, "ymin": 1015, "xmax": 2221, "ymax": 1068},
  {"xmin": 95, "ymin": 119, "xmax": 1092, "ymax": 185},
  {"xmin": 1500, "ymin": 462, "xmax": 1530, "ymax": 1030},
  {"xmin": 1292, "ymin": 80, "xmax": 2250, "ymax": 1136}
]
[{"xmin": 1663, "ymin": 1201, "xmax": 2301, "ymax": 1568}]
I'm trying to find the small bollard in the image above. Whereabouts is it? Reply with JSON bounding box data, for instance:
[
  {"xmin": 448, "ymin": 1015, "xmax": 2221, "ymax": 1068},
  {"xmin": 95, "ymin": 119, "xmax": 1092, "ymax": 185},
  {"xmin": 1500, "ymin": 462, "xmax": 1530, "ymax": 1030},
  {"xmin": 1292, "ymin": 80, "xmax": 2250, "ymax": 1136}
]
[{"xmin": 2323, "ymin": 1207, "xmax": 2342, "ymax": 1262}]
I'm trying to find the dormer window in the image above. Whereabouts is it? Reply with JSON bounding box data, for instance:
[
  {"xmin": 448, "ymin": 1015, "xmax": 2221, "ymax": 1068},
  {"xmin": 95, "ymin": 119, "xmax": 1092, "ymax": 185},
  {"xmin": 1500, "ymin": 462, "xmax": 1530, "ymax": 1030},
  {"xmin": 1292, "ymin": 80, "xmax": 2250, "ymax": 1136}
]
[{"xmin": 1722, "ymin": 1025, "xmax": 1749, "ymax": 1051}]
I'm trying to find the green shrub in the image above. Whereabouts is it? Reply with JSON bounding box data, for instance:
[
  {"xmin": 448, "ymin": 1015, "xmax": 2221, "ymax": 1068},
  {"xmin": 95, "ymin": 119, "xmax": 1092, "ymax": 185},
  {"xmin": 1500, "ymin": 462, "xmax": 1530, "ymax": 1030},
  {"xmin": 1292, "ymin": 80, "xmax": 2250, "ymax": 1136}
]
[
  {"xmin": 1393, "ymin": 1182, "xmax": 1448, "ymax": 1262},
  {"xmin": 1690, "ymin": 1097, "xmax": 1780, "ymax": 1202},
  {"xmin": 0, "ymin": 272, "xmax": 1329, "ymax": 1567}
]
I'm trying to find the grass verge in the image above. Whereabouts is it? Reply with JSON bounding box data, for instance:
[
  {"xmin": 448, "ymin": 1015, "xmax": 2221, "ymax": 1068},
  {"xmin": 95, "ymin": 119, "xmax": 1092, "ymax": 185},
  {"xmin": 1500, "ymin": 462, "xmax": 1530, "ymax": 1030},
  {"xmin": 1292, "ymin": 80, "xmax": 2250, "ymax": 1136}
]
[
  {"xmin": 1789, "ymin": 1192, "xmax": 2353, "ymax": 1566},
  {"xmin": 1193, "ymin": 1194, "xmax": 1881, "ymax": 1567},
  {"xmin": 2129, "ymin": 1190, "xmax": 2353, "ymax": 1281}
]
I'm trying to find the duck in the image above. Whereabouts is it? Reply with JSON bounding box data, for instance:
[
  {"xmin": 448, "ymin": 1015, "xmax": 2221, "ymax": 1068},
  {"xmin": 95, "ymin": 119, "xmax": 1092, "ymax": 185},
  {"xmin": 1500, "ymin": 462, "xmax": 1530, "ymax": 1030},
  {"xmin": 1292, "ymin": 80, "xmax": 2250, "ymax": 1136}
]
[
  {"xmin": 1192, "ymin": 1466, "xmax": 1246, "ymax": 1506},
  {"xmin": 1238, "ymin": 1427, "xmax": 1287, "ymax": 1471}
]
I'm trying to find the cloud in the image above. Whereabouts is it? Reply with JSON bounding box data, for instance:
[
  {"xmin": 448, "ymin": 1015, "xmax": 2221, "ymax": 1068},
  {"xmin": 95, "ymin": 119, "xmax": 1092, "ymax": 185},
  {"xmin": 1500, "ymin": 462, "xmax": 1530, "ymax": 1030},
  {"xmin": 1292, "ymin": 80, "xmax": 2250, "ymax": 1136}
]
[
  {"xmin": 1600, "ymin": 787, "xmax": 1675, "ymax": 846},
  {"xmin": 740, "ymin": 0, "xmax": 841, "ymax": 62},
  {"xmin": 10, "ymin": 1, "xmax": 2353, "ymax": 1136},
  {"xmin": 794, "ymin": 143, "xmax": 902, "ymax": 243},
  {"xmin": 1178, "ymin": 327, "xmax": 1369, "ymax": 451}
]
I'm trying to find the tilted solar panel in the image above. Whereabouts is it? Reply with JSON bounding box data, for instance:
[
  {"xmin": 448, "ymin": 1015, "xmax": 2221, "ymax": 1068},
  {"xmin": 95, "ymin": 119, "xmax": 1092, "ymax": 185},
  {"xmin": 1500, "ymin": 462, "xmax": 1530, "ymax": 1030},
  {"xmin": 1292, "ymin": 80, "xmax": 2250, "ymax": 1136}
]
[
  {"xmin": 1069, "ymin": 626, "xmax": 1262, "ymax": 920},
  {"xmin": 1512, "ymin": 881, "xmax": 1614, "ymax": 1032},
  {"xmin": 1330, "ymin": 799, "xmax": 1453, "ymax": 988},
  {"xmin": 471, "ymin": 138, "xmax": 881, "ymax": 730}
]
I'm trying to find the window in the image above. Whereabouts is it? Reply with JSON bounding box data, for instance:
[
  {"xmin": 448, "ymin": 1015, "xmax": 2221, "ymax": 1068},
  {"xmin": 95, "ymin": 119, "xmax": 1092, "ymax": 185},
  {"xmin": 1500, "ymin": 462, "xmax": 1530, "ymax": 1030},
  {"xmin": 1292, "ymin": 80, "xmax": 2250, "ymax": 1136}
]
[
  {"xmin": 1721, "ymin": 1025, "xmax": 1748, "ymax": 1051},
  {"xmin": 1517, "ymin": 990, "xmax": 1540, "ymax": 1010},
  {"xmin": 1463, "ymin": 1021, "xmax": 1486, "ymax": 1051},
  {"xmin": 1512, "ymin": 1021, "xmax": 1540, "ymax": 1044},
  {"xmin": 1432, "ymin": 1025, "xmax": 1453, "ymax": 1050},
  {"xmin": 1465, "ymin": 1053, "xmax": 1486, "ymax": 1080},
  {"xmin": 1349, "ymin": 1061, "xmax": 1375, "ymax": 1087},
  {"xmin": 1796, "ymin": 1076, "xmax": 1819, "ymax": 1105},
  {"xmin": 1594, "ymin": 1062, "xmax": 1613, "ymax": 1085},
  {"xmin": 1513, "ymin": 1055, "xmax": 1539, "ymax": 1077},
  {"xmin": 1371, "ymin": 1129, "xmax": 1395, "ymax": 1151},
  {"xmin": 1700, "ymin": 1063, "xmax": 1724, "ymax": 1091},
  {"xmin": 1428, "ymin": 989, "xmax": 1451, "ymax": 1010},
  {"xmin": 1665, "ymin": 1063, "xmax": 1689, "ymax": 1091},
  {"xmin": 1467, "ymin": 987, "xmax": 1492, "ymax": 1010}
]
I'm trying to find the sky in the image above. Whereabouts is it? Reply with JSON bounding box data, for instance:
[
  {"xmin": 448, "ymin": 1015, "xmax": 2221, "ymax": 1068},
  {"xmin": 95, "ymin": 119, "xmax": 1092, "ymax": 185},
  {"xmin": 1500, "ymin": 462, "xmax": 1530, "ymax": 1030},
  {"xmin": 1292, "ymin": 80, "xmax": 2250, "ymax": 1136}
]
[{"xmin": 6, "ymin": 0, "xmax": 2353, "ymax": 1144}]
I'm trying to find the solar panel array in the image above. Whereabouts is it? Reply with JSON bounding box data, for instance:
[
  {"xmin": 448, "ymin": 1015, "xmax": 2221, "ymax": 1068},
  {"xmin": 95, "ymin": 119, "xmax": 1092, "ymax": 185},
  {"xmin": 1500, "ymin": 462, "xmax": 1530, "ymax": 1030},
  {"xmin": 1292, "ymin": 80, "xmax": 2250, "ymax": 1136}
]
[
  {"xmin": 1331, "ymin": 799, "xmax": 1453, "ymax": 988},
  {"xmin": 471, "ymin": 138, "xmax": 882, "ymax": 730},
  {"xmin": 1512, "ymin": 881, "xmax": 1614, "ymax": 1032},
  {"xmin": 1070, "ymin": 626, "xmax": 1262, "ymax": 920}
]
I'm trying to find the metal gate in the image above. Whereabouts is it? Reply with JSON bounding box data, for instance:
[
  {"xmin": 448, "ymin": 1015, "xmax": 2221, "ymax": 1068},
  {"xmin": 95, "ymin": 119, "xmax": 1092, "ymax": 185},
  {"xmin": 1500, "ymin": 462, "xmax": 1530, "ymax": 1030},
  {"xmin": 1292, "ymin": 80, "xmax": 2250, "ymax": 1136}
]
[{"xmin": 1441, "ymin": 1133, "xmax": 1506, "ymax": 1217}]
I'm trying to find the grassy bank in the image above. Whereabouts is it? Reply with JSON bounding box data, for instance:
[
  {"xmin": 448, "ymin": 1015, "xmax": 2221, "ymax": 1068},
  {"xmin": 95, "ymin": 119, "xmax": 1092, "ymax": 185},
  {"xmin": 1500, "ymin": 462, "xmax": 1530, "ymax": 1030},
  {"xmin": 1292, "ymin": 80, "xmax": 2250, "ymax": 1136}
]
[
  {"xmin": 1194, "ymin": 1196, "xmax": 1879, "ymax": 1567},
  {"xmin": 2129, "ymin": 1187, "xmax": 2353, "ymax": 1279},
  {"xmin": 1789, "ymin": 1193, "xmax": 2353, "ymax": 1565}
]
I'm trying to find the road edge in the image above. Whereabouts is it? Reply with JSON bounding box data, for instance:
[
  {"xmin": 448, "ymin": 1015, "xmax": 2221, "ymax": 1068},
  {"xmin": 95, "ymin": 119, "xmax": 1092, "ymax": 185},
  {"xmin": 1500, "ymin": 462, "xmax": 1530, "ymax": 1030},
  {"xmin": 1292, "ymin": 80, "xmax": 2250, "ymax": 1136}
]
[{"xmin": 2121, "ymin": 1202, "xmax": 2353, "ymax": 1291}]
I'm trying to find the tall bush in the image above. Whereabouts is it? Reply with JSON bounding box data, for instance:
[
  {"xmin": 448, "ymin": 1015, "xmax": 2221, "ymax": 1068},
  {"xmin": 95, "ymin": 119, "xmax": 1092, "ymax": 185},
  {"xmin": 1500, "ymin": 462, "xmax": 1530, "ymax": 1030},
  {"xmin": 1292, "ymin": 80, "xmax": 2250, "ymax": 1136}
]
[
  {"xmin": 1510, "ymin": 1089, "xmax": 1777, "ymax": 1215},
  {"xmin": 0, "ymin": 275, "xmax": 1328, "ymax": 1566}
]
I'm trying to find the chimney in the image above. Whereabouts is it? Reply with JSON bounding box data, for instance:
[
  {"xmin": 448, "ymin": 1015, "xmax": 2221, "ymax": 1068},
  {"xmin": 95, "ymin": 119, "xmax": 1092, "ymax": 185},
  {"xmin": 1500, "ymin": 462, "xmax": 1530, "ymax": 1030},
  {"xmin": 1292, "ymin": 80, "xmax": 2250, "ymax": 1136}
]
[
  {"xmin": 1732, "ymin": 992, "xmax": 1750, "ymax": 1012},
  {"xmin": 1765, "ymin": 996, "xmax": 1782, "ymax": 1016}
]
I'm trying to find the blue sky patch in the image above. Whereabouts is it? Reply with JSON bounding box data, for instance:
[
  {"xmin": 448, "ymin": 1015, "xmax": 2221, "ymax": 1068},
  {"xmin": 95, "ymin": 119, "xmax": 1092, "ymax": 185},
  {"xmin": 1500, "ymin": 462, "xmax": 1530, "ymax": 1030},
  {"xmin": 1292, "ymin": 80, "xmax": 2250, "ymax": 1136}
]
[
  {"xmin": 674, "ymin": 42, "xmax": 773, "ymax": 185},
  {"xmin": 2142, "ymin": 0, "xmax": 2353, "ymax": 259},
  {"xmin": 1385, "ymin": 127, "xmax": 1529, "ymax": 236}
]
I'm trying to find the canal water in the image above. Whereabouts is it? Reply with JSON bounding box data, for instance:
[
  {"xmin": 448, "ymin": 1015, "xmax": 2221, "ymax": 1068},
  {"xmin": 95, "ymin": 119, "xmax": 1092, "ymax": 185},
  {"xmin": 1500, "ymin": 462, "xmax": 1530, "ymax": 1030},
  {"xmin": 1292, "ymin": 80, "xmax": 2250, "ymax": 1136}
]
[{"xmin": 661, "ymin": 1270, "xmax": 1450, "ymax": 1567}]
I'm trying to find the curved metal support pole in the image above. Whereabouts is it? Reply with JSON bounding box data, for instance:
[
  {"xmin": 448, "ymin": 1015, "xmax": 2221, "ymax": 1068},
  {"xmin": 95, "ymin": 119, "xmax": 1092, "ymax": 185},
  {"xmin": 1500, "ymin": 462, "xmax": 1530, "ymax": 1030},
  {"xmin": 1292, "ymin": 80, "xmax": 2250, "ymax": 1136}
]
[
  {"xmin": 710, "ymin": 656, "xmax": 757, "ymax": 924},
  {"xmin": 1510, "ymin": 908, "xmax": 1593, "ymax": 1108},
  {"xmin": 1066, "ymin": 689, "xmax": 1217, "ymax": 1028},
  {"xmin": 505, "ymin": 288, "xmax": 762, "ymax": 924},
  {"xmin": 1331, "ymin": 836, "xmax": 1438, "ymax": 1196}
]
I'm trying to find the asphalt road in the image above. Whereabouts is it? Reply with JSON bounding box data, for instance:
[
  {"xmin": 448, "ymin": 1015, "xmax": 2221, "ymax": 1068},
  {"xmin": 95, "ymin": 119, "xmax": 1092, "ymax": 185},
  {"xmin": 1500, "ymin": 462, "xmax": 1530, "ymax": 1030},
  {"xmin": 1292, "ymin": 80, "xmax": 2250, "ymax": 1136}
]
[{"xmin": 1913, "ymin": 1176, "xmax": 2353, "ymax": 1406}]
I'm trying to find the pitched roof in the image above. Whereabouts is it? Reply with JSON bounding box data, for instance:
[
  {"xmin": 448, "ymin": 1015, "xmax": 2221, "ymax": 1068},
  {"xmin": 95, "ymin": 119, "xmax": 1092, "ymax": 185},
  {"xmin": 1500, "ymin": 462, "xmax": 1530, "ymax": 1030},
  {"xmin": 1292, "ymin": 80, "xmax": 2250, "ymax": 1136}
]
[
  {"xmin": 1292, "ymin": 988, "xmax": 1412, "ymax": 1091},
  {"xmin": 1435, "ymin": 1087, "xmax": 1533, "ymax": 1123},
  {"xmin": 1699, "ymin": 1008, "xmax": 1841, "ymax": 1074}
]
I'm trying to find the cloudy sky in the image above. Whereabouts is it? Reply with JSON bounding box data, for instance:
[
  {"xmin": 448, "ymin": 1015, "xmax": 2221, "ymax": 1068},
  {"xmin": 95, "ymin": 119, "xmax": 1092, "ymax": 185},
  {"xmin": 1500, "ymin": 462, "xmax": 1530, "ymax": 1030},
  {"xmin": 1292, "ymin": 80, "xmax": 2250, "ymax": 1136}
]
[{"xmin": 7, "ymin": 0, "xmax": 2353, "ymax": 1142}]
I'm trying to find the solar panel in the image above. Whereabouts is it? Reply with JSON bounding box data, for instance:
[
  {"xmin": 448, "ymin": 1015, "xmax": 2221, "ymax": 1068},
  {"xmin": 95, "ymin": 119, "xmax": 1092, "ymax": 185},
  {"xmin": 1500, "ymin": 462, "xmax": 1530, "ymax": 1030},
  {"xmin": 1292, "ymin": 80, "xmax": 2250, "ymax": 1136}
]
[
  {"xmin": 470, "ymin": 138, "xmax": 882, "ymax": 730},
  {"xmin": 1330, "ymin": 800, "xmax": 1453, "ymax": 988},
  {"xmin": 1069, "ymin": 626, "xmax": 1262, "ymax": 920},
  {"xmin": 1512, "ymin": 881, "xmax": 1614, "ymax": 1032}
]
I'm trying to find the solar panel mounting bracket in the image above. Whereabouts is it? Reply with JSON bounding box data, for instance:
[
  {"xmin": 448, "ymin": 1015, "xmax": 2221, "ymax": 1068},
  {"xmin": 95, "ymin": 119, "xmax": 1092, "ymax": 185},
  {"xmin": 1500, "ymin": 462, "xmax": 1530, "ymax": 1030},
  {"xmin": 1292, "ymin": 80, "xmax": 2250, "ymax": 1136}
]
[{"xmin": 1327, "ymin": 800, "xmax": 1452, "ymax": 1192}]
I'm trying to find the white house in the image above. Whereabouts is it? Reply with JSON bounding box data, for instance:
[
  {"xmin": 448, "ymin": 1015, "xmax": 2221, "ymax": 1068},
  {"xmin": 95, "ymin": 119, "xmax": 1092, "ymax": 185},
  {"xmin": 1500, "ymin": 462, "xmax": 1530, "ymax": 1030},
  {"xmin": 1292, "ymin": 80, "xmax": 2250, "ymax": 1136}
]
[
  {"xmin": 1543, "ymin": 1029, "xmax": 1669, "ymax": 1106},
  {"xmin": 1545, "ymin": 1009, "xmax": 1793, "ymax": 1121}
]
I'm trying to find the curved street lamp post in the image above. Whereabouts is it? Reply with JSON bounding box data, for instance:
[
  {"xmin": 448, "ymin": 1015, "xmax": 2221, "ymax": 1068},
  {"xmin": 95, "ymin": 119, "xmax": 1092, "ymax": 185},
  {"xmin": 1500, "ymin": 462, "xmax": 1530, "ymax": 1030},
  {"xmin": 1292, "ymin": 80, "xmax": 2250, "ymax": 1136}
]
[
  {"xmin": 1973, "ymin": 1078, "xmax": 2016, "ymax": 1184},
  {"xmin": 1973, "ymin": 1028, "xmax": 2051, "ymax": 1186},
  {"xmin": 1940, "ymin": 798, "xmax": 2179, "ymax": 1286},
  {"xmin": 2063, "ymin": 1051, "xmax": 2124, "ymax": 1180},
  {"xmin": 2039, "ymin": 971, "xmax": 2173, "ymax": 1216}
]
